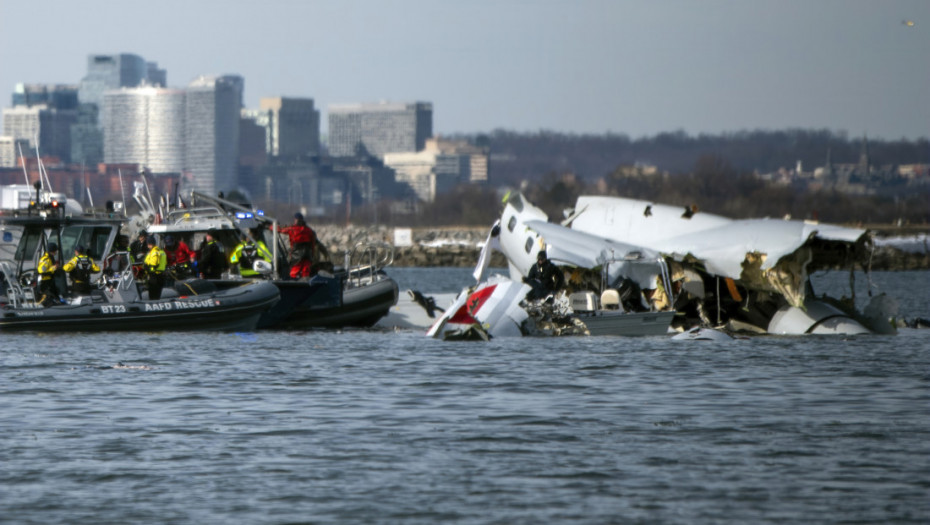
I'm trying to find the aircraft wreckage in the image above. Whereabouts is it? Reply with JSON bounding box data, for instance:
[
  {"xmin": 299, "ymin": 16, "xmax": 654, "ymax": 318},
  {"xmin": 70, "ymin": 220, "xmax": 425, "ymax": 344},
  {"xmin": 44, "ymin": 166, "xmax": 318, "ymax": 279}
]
[{"xmin": 427, "ymin": 193, "xmax": 897, "ymax": 340}]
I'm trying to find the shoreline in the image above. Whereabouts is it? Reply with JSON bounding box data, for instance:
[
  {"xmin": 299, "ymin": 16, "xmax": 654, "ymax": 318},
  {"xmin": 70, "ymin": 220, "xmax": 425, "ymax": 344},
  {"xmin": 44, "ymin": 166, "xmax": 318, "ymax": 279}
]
[{"xmin": 314, "ymin": 225, "xmax": 930, "ymax": 270}]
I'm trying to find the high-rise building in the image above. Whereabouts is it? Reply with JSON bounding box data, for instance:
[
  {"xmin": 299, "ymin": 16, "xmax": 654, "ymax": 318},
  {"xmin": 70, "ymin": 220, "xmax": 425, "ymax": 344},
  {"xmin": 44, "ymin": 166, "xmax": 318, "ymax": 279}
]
[
  {"xmin": 185, "ymin": 75, "xmax": 243, "ymax": 196},
  {"xmin": 12, "ymin": 83, "xmax": 79, "ymax": 110},
  {"xmin": 102, "ymin": 86, "xmax": 186, "ymax": 174},
  {"xmin": 327, "ymin": 101, "xmax": 432, "ymax": 158},
  {"xmin": 70, "ymin": 104, "xmax": 103, "ymax": 167},
  {"xmin": 78, "ymin": 54, "xmax": 161, "ymax": 107},
  {"xmin": 3, "ymin": 84, "xmax": 79, "ymax": 163},
  {"xmin": 259, "ymin": 97, "xmax": 320, "ymax": 159},
  {"xmin": 0, "ymin": 136, "xmax": 30, "ymax": 168},
  {"xmin": 74, "ymin": 54, "xmax": 166, "ymax": 166},
  {"xmin": 1, "ymin": 105, "xmax": 76, "ymax": 163}
]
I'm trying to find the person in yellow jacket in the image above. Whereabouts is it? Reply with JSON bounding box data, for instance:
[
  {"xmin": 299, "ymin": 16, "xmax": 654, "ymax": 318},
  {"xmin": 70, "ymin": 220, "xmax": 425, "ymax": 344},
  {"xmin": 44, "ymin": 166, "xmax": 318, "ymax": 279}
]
[
  {"xmin": 143, "ymin": 236, "xmax": 167, "ymax": 300},
  {"xmin": 37, "ymin": 242, "xmax": 63, "ymax": 306},
  {"xmin": 62, "ymin": 245, "xmax": 101, "ymax": 295},
  {"xmin": 229, "ymin": 237, "xmax": 273, "ymax": 278}
]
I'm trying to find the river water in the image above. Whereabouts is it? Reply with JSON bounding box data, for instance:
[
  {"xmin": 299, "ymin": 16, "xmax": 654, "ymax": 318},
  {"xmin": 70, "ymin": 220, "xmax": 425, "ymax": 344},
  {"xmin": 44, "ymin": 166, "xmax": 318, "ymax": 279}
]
[{"xmin": 2, "ymin": 269, "xmax": 928, "ymax": 524}]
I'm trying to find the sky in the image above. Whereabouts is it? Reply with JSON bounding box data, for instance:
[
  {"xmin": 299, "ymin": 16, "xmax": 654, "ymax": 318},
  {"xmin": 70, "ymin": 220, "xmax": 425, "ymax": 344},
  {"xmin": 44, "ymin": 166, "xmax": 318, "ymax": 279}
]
[{"xmin": 1, "ymin": 0, "xmax": 927, "ymax": 140}]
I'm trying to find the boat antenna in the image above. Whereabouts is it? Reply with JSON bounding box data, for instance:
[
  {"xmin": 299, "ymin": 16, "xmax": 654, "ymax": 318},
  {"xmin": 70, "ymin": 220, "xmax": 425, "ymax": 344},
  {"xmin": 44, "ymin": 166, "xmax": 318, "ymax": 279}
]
[
  {"xmin": 17, "ymin": 142, "xmax": 29, "ymax": 186},
  {"xmin": 118, "ymin": 169, "xmax": 127, "ymax": 217},
  {"xmin": 140, "ymin": 170, "xmax": 157, "ymax": 222},
  {"xmin": 81, "ymin": 161, "xmax": 86, "ymax": 207},
  {"xmin": 33, "ymin": 135, "xmax": 53, "ymax": 196}
]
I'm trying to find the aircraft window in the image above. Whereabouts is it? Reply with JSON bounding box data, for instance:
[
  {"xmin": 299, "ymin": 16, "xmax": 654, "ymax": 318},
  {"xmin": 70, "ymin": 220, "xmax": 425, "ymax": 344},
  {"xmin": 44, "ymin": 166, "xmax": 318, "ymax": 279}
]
[
  {"xmin": 507, "ymin": 216, "xmax": 516, "ymax": 232},
  {"xmin": 524, "ymin": 237, "xmax": 534, "ymax": 253}
]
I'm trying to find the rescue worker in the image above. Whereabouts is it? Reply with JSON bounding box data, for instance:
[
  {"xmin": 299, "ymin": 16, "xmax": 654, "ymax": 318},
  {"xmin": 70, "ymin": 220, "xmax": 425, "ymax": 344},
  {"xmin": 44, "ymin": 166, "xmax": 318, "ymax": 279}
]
[
  {"xmin": 229, "ymin": 236, "xmax": 273, "ymax": 278},
  {"xmin": 37, "ymin": 242, "xmax": 63, "ymax": 306},
  {"xmin": 143, "ymin": 236, "xmax": 167, "ymax": 300},
  {"xmin": 198, "ymin": 230, "xmax": 226, "ymax": 279},
  {"xmin": 112, "ymin": 234, "xmax": 131, "ymax": 256},
  {"xmin": 279, "ymin": 212, "xmax": 316, "ymax": 279},
  {"xmin": 523, "ymin": 250, "xmax": 564, "ymax": 300},
  {"xmin": 129, "ymin": 231, "xmax": 149, "ymax": 262},
  {"xmin": 63, "ymin": 245, "xmax": 100, "ymax": 295},
  {"xmin": 164, "ymin": 234, "xmax": 195, "ymax": 280}
]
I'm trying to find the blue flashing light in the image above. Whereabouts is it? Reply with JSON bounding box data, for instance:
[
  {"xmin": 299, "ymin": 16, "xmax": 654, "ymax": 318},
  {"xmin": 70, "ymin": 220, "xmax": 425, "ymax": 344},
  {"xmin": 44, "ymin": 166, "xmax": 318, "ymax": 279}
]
[
  {"xmin": 235, "ymin": 211, "xmax": 254, "ymax": 219},
  {"xmin": 256, "ymin": 209, "xmax": 265, "ymax": 217}
]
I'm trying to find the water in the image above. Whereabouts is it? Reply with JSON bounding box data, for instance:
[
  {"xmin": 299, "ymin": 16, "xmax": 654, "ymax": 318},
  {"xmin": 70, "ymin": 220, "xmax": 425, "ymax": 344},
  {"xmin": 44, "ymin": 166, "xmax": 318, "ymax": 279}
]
[{"xmin": 2, "ymin": 269, "xmax": 928, "ymax": 524}]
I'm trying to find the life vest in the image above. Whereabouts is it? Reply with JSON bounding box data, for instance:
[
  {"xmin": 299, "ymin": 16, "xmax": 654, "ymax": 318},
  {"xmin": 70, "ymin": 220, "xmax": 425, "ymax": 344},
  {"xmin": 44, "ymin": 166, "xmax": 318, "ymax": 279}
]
[
  {"xmin": 65, "ymin": 255, "xmax": 98, "ymax": 283},
  {"xmin": 144, "ymin": 246, "xmax": 167, "ymax": 273},
  {"xmin": 230, "ymin": 241, "xmax": 272, "ymax": 277},
  {"xmin": 38, "ymin": 253, "xmax": 57, "ymax": 281}
]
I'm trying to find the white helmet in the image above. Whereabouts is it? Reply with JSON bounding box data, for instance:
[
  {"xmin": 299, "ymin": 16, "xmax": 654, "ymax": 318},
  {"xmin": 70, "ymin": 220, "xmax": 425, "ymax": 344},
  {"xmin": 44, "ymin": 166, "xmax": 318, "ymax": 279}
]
[{"xmin": 253, "ymin": 260, "xmax": 273, "ymax": 275}]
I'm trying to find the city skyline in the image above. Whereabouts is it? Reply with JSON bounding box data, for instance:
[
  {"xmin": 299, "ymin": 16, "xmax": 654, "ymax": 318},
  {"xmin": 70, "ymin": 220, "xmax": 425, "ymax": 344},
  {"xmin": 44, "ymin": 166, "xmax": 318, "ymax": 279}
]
[{"xmin": 0, "ymin": 0, "xmax": 928, "ymax": 141}]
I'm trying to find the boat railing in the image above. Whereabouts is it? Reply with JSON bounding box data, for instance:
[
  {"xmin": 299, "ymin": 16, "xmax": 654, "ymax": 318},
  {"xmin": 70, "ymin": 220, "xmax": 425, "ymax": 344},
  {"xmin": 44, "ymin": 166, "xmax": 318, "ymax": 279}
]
[
  {"xmin": 342, "ymin": 242, "xmax": 394, "ymax": 289},
  {"xmin": 0, "ymin": 260, "xmax": 39, "ymax": 309},
  {"xmin": 164, "ymin": 206, "xmax": 232, "ymax": 226},
  {"xmin": 101, "ymin": 252, "xmax": 137, "ymax": 291}
]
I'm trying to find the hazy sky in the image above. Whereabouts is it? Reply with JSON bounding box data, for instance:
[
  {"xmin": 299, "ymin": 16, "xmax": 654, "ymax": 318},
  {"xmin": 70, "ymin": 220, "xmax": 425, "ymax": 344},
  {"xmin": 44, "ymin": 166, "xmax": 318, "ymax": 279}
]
[{"xmin": 1, "ymin": 0, "xmax": 927, "ymax": 140}]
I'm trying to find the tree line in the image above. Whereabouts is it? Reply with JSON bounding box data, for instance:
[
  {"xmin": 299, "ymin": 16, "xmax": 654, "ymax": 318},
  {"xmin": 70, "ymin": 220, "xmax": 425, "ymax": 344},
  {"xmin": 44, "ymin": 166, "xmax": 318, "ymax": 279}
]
[{"xmin": 345, "ymin": 129, "xmax": 930, "ymax": 227}]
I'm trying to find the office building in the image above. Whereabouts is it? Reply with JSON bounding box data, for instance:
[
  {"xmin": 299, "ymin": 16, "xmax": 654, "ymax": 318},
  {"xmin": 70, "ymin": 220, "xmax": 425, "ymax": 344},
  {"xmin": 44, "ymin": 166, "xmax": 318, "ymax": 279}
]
[
  {"xmin": 70, "ymin": 104, "xmax": 103, "ymax": 166},
  {"xmin": 185, "ymin": 75, "xmax": 243, "ymax": 196},
  {"xmin": 12, "ymin": 83, "xmax": 79, "ymax": 110},
  {"xmin": 3, "ymin": 84, "xmax": 80, "ymax": 163},
  {"xmin": 424, "ymin": 138, "xmax": 490, "ymax": 184},
  {"xmin": 102, "ymin": 86, "xmax": 186, "ymax": 174},
  {"xmin": 328, "ymin": 101, "xmax": 432, "ymax": 158},
  {"xmin": 0, "ymin": 136, "xmax": 30, "ymax": 168},
  {"xmin": 78, "ymin": 54, "xmax": 164, "ymax": 107},
  {"xmin": 74, "ymin": 54, "xmax": 166, "ymax": 165},
  {"xmin": 1, "ymin": 105, "xmax": 76, "ymax": 163},
  {"xmin": 383, "ymin": 150, "xmax": 460, "ymax": 202},
  {"xmin": 259, "ymin": 97, "xmax": 320, "ymax": 159}
]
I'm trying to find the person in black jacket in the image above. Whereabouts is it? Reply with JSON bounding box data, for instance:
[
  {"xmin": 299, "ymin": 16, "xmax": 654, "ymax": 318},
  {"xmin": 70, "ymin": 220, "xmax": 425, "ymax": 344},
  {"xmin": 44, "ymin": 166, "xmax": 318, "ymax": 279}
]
[
  {"xmin": 129, "ymin": 232, "xmax": 149, "ymax": 263},
  {"xmin": 523, "ymin": 250, "xmax": 564, "ymax": 300},
  {"xmin": 63, "ymin": 245, "xmax": 100, "ymax": 295},
  {"xmin": 197, "ymin": 230, "xmax": 226, "ymax": 279}
]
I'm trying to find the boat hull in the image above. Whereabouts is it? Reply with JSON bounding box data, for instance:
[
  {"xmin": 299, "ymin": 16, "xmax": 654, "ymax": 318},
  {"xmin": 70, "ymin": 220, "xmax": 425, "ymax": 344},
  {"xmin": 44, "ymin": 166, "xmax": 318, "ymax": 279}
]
[
  {"xmin": 574, "ymin": 310, "xmax": 676, "ymax": 336},
  {"xmin": 0, "ymin": 281, "xmax": 280, "ymax": 332},
  {"xmin": 269, "ymin": 277, "xmax": 399, "ymax": 330}
]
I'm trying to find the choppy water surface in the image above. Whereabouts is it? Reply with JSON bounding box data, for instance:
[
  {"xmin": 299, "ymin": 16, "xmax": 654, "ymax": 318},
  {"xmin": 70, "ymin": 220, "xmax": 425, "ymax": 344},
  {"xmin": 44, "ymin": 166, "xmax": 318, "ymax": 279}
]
[{"xmin": 2, "ymin": 270, "xmax": 928, "ymax": 524}]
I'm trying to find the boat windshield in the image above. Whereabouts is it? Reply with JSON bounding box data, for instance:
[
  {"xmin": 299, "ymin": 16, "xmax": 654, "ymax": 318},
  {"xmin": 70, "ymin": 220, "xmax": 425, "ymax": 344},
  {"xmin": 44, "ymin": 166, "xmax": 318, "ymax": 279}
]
[
  {"xmin": 14, "ymin": 229, "xmax": 43, "ymax": 263},
  {"xmin": 58, "ymin": 225, "xmax": 114, "ymax": 260}
]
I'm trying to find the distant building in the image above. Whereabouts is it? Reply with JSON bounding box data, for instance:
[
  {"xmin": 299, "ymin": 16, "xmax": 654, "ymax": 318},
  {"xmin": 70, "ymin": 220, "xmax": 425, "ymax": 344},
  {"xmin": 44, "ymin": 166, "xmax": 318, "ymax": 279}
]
[
  {"xmin": 327, "ymin": 101, "xmax": 432, "ymax": 158},
  {"xmin": 70, "ymin": 104, "xmax": 103, "ymax": 167},
  {"xmin": 259, "ymin": 97, "xmax": 320, "ymax": 159},
  {"xmin": 74, "ymin": 53, "xmax": 167, "ymax": 166},
  {"xmin": 238, "ymin": 113, "xmax": 268, "ymax": 169},
  {"xmin": 424, "ymin": 137, "xmax": 489, "ymax": 184},
  {"xmin": 383, "ymin": 150, "xmax": 460, "ymax": 202},
  {"xmin": 11, "ymin": 83, "xmax": 79, "ymax": 110},
  {"xmin": 1, "ymin": 105, "xmax": 76, "ymax": 163},
  {"xmin": 184, "ymin": 75, "xmax": 243, "ymax": 196},
  {"xmin": 0, "ymin": 136, "xmax": 30, "ymax": 168},
  {"xmin": 102, "ymin": 86, "xmax": 187, "ymax": 174},
  {"xmin": 78, "ymin": 54, "xmax": 165, "ymax": 108}
]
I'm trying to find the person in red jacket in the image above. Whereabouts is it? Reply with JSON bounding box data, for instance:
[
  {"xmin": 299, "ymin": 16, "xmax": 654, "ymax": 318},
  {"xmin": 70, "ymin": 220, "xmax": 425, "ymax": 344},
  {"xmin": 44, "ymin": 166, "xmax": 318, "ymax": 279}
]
[
  {"xmin": 164, "ymin": 235, "xmax": 195, "ymax": 267},
  {"xmin": 279, "ymin": 213, "xmax": 316, "ymax": 279}
]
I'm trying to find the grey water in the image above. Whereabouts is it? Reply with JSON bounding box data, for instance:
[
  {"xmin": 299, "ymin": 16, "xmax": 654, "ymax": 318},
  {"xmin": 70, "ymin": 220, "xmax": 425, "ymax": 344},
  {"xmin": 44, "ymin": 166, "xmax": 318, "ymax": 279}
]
[{"xmin": 1, "ymin": 269, "xmax": 928, "ymax": 524}]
